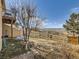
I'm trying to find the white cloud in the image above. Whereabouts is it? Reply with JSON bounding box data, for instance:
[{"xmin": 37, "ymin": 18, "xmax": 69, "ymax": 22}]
[
  {"xmin": 71, "ymin": 7, "xmax": 79, "ymax": 13},
  {"xmin": 43, "ymin": 20, "xmax": 63, "ymax": 28}
]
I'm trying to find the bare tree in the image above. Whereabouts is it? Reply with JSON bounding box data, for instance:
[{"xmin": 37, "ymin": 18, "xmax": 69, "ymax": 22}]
[
  {"xmin": 24, "ymin": 4, "xmax": 36, "ymax": 41},
  {"xmin": 11, "ymin": 2, "xmax": 43, "ymax": 42},
  {"xmin": 17, "ymin": 5, "xmax": 43, "ymax": 41}
]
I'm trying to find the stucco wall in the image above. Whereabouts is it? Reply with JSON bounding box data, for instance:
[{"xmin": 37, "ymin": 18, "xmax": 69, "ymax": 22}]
[
  {"xmin": 3, "ymin": 24, "xmax": 22, "ymax": 37},
  {"xmin": 0, "ymin": 0, "xmax": 2, "ymax": 51}
]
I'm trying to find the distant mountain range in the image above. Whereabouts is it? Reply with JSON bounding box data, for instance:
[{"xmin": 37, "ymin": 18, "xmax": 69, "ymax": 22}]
[{"xmin": 40, "ymin": 28, "xmax": 66, "ymax": 32}]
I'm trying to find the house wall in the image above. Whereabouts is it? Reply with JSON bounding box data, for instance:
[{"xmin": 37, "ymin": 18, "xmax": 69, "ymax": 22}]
[
  {"xmin": 3, "ymin": 24, "xmax": 22, "ymax": 37},
  {"xmin": 0, "ymin": 0, "xmax": 2, "ymax": 51}
]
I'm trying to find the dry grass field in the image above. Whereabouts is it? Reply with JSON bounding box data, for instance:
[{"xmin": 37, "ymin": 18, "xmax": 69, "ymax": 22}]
[
  {"xmin": 11, "ymin": 29, "xmax": 79, "ymax": 59},
  {"xmin": 11, "ymin": 37, "xmax": 79, "ymax": 59},
  {"xmin": 29, "ymin": 38, "xmax": 79, "ymax": 59}
]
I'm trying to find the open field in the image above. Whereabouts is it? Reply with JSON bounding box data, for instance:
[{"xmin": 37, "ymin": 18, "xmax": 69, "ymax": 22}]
[
  {"xmin": 29, "ymin": 38, "xmax": 79, "ymax": 59},
  {"xmin": 10, "ymin": 37, "xmax": 79, "ymax": 59}
]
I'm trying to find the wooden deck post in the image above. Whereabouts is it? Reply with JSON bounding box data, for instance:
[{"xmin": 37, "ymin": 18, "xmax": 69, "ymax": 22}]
[
  {"xmin": 0, "ymin": 0, "xmax": 3, "ymax": 51},
  {"xmin": 11, "ymin": 20, "xmax": 13, "ymax": 39}
]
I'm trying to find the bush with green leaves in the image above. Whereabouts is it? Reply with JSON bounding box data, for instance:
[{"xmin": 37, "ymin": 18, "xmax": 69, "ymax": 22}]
[{"xmin": 0, "ymin": 40, "xmax": 27, "ymax": 59}]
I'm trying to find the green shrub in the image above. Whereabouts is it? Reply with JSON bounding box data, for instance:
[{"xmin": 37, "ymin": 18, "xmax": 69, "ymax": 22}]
[{"xmin": 0, "ymin": 40, "xmax": 27, "ymax": 59}]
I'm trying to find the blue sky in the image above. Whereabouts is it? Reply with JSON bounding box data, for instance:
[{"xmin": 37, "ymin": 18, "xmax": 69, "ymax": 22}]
[{"xmin": 6, "ymin": 0, "xmax": 79, "ymax": 28}]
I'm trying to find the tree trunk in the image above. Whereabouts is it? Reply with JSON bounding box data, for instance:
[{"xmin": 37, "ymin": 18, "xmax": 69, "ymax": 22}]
[
  {"xmin": 11, "ymin": 20, "xmax": 13, "ymax": 39},
  {"xmin": 28, "ymin": 28, "xmax": 31, "ymax": 40},
  {"xmin": 26, "ymin": 16, "xmax": 30, "ymax": 41},
  {"xmin": 22, "ymin": 27, "xmax": 26, "ymax": 41},
  {"xmin": 72, "ymin": 31, "xmax": 75, "ymax": 37}
]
